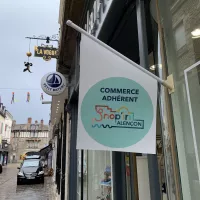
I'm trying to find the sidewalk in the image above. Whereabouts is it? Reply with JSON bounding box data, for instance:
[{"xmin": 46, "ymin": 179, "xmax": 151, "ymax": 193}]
[
  {"xmin": 45, "ymin": 176, "xmax": 60, "ymax": 200},
  {"xmin": 51, "ymin": 181, "xmax": 60, "ymax": 200}
]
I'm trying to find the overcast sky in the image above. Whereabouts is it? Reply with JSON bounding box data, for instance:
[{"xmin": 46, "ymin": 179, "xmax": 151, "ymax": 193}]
[{"xmin": 0, "ymin": 0, "xmax": 60, "ymax": 124}]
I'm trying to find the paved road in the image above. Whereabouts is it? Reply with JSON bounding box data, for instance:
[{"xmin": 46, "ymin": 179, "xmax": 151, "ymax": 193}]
[{"xmin": 0, "ymin": 163, "xmax": 57, "ymax": 200}]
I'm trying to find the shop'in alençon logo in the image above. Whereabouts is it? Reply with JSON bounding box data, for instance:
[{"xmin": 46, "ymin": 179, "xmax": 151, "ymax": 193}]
[
  {"xmin": 90, "ymin": 88, "xmax": 144, "ymax": 129},
  {"xmin": 34, "ymin": 45, "xmax": 58, "ymax": 61},
  {"xmin": 92, "ymin": 105, "xmax": 144, "ymax": 129}
]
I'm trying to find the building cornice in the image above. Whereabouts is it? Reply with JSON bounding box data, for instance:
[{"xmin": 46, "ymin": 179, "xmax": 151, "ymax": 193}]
[{"xmin": 57, "ymin": 0, "xmax": 85, "ymax": 75}]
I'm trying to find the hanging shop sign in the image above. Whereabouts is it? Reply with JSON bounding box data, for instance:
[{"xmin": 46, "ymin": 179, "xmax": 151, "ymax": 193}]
[
  {"xmin": 41, "ymin": 72, "xmax": 66, "ymax": 96},
  {"xmin": 34, "ymin": 45, "xmax": 58, "ymax": 61},
  {"xmin": 77, "ymin": 34, "xmax": 157, "ymax": 154}
]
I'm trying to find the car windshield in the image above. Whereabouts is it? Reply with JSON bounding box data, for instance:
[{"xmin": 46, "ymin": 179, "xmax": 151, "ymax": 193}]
[
  {"xmin": 26, "ymin": 156, "xmax": 40, "ymax": 159},
  {"xmin": 22, "ymin": 160, "xmax": 39, "ymax": 167}
]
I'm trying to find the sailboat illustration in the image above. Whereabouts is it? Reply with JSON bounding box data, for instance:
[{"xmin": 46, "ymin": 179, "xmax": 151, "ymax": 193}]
[{"xmin": 46, "ymin": 73, "xmax": 62, "ymax": 88}]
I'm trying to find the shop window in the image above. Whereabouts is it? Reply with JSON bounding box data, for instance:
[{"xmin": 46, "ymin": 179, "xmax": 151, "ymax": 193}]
[
  {"xmin": 87, "ymin": 150, "xmax": 112, "ymax": 200},
  {"xmin": 174, "ymin": 21, "xmax": 186, "ymax": 50},
  {"xmin": 27, "ymin": 140, "xmax": 39, "ymax": 149},
  {"xmin": 77, "ymin": 150, "xmax": 82, "ymax": 200},
  {"xmin": 77, "ymin": 150, "xmax": 88, "ymax": 200},
  {"xmin": 192, "ymin": 37, "xmax": 200, "ymax": 62},
  {"xmin": 158, "ymin": 0, "xmax": 200, "ymax": 199},
  {"xmin": 125, "ymin": 153, "xmax": 131, "ymax": 200}
]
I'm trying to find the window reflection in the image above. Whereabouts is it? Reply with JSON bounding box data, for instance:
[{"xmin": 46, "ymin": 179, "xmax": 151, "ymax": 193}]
[{"xmin": 87, "ymin": 150, "xmax": 112, "ymax": 200}]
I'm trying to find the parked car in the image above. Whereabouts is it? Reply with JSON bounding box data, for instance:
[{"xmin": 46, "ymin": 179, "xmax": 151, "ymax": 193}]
[
  {"xmin": 19, "ymin": 155, "xmax": 41, "ymax": 168},
  {"xmin": 17, "ymin": 159, "xmax": 44, "ymax": 185},
  {"xmin": 25, "ymin": 155, "xmax": 41, "ymax": 160}
]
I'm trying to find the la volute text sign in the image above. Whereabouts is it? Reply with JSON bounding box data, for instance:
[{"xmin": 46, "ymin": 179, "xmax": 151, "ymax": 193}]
[{"xmin": 34, "ymin": 46, "xmax": 58, "ymax": 61}]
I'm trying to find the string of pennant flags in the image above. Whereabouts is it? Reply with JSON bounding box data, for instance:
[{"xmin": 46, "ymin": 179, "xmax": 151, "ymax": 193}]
[
  {"xmin": 9, "ymin": 92, "xmax": 44, "ymax": 104},
  {"xmin": 0, "ymin": 87, "xmax": 45, "ymax": 104}
]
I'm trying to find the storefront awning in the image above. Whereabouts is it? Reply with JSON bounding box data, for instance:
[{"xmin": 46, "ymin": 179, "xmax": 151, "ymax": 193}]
[
  {"xmin": 0, "ymin": 148, "xmax": 8, "ymax": 152},
  {"xmin": 39, "ymin": 144, "xmax": 52, "ymax": 156}
]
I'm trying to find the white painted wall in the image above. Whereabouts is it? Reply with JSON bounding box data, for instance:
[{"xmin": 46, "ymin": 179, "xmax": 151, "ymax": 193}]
[
  {"xmin": 0, "ymin": 115, "xmax": 5, "ymax": 146},
  {"xmin": 4, "ymin": 112, "xmax": 13, "ymax": 143}
]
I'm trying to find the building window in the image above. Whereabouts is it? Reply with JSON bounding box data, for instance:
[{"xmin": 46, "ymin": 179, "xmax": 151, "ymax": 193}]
[
  {"xmin": 35, "ymin": 141, "xmax": 39, "ymax": 148},
  {"xmin": 174, "ymin": 21, "xmax": 186, "ymax": 50},
  {"xmin": 30, "ymin": 132, "xmax": 35, "ymax": 137},
  {"xmin": 35, "ymin": 132, "xmax": 38, "ymax": 137},
  {"xmin": 0, "ymin": 123, "xmax": 4, "ymax": 134},
  {"xmin": 27, "ymin": 140, "xmax": 39, "ymax": 149}
]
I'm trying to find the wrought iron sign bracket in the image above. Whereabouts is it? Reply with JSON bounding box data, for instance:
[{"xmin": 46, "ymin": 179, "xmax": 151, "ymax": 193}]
[
  {"xmin": 25, "ymin": 34, "xmax": 59, "ymax": 43},
  {"xmin": 164, "ymin": 74, "xmax": 175, "ymax": 94}
]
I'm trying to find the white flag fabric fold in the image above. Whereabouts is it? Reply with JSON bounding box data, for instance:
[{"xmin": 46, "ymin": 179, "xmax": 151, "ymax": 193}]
[{"xmin": 77, "ymin": 34, "xmax": 157, "ymax": 154}]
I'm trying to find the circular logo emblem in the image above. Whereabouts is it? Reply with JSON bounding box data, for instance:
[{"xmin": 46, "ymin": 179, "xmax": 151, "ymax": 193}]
[
  {"xmin": 46, "ymin": 73, "xmax": 62, "ymax": 88},
  {"xmin": 81, "ymin": 77, "xmax": 154, "ymax": 148},
  {"xmin": 41, "ymin": 72, "xmax": 66, "ymax": 96}
]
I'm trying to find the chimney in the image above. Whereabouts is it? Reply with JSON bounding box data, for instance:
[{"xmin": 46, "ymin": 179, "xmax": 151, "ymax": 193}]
[
  {"xmin": 41, "ymin": 119, "xmax": 44, "ymax": 125},
  {"xmin": 12, "ymin": 120, "xmax": 16, "ymax": 129},
  {"xmin": 35, "ymin": 120, "xmax": 38, "ymax": 124},
  {"xmin": 27, "ymin": 117, "xmax": 32, "ymax": 124}
]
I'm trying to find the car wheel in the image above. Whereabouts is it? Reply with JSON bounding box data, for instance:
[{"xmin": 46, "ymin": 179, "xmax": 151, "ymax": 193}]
[
  {"xmin": 0, "ymin": 164, "xmax": 2, "ymax": 174},
  {"xmin": 17, "ymin": 179, "xmax": 21, "ymax": 185},
  {"xmin": 40, "ymin": 177, "xmax": 44, "ymax": 184}
]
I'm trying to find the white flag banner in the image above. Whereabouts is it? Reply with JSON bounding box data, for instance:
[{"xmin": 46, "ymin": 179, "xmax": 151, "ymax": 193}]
[{"xmin": 77, "ymin": 34, "xmax": 157, "ymax": 154}]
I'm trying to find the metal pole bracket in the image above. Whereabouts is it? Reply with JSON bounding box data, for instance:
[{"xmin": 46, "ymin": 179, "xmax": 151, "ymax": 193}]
[{"xmin": 164, "ymin": 74, "xmax": 175, "ymax": 94}]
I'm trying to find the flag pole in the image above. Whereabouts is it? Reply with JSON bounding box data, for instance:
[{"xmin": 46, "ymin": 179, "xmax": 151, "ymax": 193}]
[{"xmin": 66, "ymin": 20, "xmax": 174, "ymax": 93}]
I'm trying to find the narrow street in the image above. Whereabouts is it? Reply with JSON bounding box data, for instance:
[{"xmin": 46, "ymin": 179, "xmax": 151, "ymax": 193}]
[{"xmin": 0, "ymin": 163, "xmax": 57, "ymax": 200}]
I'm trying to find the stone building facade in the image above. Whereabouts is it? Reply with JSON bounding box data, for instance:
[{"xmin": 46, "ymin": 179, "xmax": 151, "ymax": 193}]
[{"xmin": 10, "ymin": 118, "xmax": 49, "ymax": 162}]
